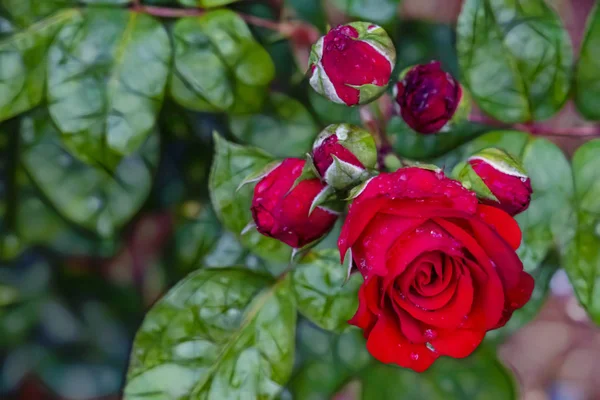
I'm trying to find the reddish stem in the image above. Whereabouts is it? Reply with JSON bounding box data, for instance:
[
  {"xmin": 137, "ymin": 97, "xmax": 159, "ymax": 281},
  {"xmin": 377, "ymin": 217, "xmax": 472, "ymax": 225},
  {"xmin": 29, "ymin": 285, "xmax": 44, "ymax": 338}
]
[
  {"xmin": 132, "ymin": 5, "xmax": 298, "ymax": 37},
  {"xmin": 469, "ymin": 114, "xmax": 600, "ymax": 138}
]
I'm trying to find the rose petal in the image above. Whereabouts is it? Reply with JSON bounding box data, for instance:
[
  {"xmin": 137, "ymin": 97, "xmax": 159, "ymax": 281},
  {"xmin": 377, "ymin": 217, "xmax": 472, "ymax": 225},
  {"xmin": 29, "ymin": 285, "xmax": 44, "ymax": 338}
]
[
  {"xmin": 349, "ymin": 281, "xmax": 378, "ymax": 336},
  {"xmin": 366, "ymin": 310, "xmax": 439, "ymax": 372},
  {"xmin": 469, "ymin": 218, "xmax": 525, "ymax": 288},
  {"xmin": 477, "ymin": 204, "xmax": 522, "ymax": 250},
  {"xmin": 338, "ymin": 196, "xmax": 391, "ymax": 261},
  {"xmin": 393, "ymin": 264, "xmax": 474, "ymax": 329},
  {"xmin": 351, "ymin": 214, "xmax": 425, "ymax": 278},
  {"xmin": 462, "ymin": 258, "xmax": 504, "ymax": 330},
  {"xmin": 430, "ymin": 328, "xmax": 485, "ymax": 358},
  {"xmin": 384, "ymin": 223, "xmax": 463, "ymax": 286},
  {"xmin": 400, "ymin": 255, "xmax": 459, "ymax": 310},
  {"xmin": 494, "ymin": 270, "xmax": 535, "ymax": 329}
]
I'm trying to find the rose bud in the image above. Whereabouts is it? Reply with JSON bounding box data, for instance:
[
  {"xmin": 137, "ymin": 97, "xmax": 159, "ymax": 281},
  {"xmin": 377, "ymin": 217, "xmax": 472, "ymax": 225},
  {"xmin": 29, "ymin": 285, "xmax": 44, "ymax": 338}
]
[
  {"xmin": 393, "ymin": 61, "xmax": 471, "ymax": 134},
  {"xmin": 308, "ymin": 22, "xmax": 396, "ymax": 106},
  {"xmin": 251, "ymin": 158, "xmax": 338, "ymax": 249},
  {"xmin": 312, "ymin": 123, "xmax": 377, "ymax": 190},
  {"xmin": 339, "ymin": 167, "xmax": 533, "ymax": 372},
  {"xmin": 461, "ymin": 148, "xmax": 532, "ymax": 216}
]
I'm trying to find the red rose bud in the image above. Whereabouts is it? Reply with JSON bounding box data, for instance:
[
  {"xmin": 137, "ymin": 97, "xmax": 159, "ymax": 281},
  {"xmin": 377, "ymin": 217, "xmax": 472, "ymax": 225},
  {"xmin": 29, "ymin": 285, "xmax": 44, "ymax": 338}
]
[
  {"xmin": 309, "ymin": 22, "xmax": 396, "ymax": 106},
  {"xmin": 393, "ymin": 61, "xmax": 470, "ymax": 134},
  {"xmin": 464, "ymin": 148, "xmax": 532, "ymax": 216},
  {"xmin": 312, "ymin": 124, "xmax": 377, "ymax": 190},
  {"xmin": 251, "ymin": 158, "xmax": 338, "ymax": 248}
]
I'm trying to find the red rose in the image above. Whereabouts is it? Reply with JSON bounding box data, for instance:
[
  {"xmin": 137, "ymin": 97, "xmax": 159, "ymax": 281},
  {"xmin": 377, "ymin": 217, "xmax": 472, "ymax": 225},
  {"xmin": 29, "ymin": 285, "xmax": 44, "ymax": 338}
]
[
  {"xmin": 251, "ymin": 158, "xmax": 338, "ymax": 248},
  {"xmin": 309, "ymin": 23, "xmax": 395, "ymax": 106},
  {"xmin": 394, "ymin": 61, "xmax": 463, "ymax": 134},
  {"xmin": 338, "ymin": 167, "xmax": 533, "ymax": 372}
]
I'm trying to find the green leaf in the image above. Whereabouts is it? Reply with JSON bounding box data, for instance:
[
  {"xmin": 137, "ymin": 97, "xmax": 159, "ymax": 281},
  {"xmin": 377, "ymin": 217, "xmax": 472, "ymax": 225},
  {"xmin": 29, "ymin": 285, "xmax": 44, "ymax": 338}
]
[
  {"xmin": 331, "ymin": 0, "xmax": 402, "ymax": 25},
  {"xmin": 362, "ymin": 346, "xmax": 517, "ymax": 399},
  {"xmin": 229, "ymin": 93, "xmax": 318, "ymax": 158},
  {"xmin": 210, "ymin": 134, "xmax": 292, "ymax": 262},
  {"xmin": 20, "ymin": 109, "xmax": 159, "ymax": 238},
  {"xmin": 47, "ymin": 8, "xmax": 171, "ymax": 169},
  {"xmin": 0, "ymin": 0, "xmax": 76, "ymax": 28},
  {"xmin": 292, "ymin": 249, "xmax": 362, "ymax": 333},
  {"xmin": 457, "ymin": 0, "xmax": 572, "ymax": 123},
  {"xmin": 564, "ymin": 139, "xmax": 600, "ymax": 324},
  {"xmin": 308, "ymin": 90, "xmax": 361, "ymax": 127},
  {"xmin": 574, "ymin": 3, "xmax": 600, "ymax": 120},
  {"xmin": 290, "ymin": 322, "xmax": 371, "ymax": 399},
  {"xmin": 387, "ymin": 117, "xmax": 486, "ymax": 159},
  {"xmin": 173, "ymin": 203, "xmax": 222, "ymax": 273},
  {"xmin": 0, "ymin": 9, "xmax": 78, "ymax": 123},
  {"xmin": 395, "ymin": 22, "xmax": 459, "ymax": 77},
  {"xmin": 124, "ymin": 268, "xmax": 296, "ymax": 399},
  {"xmin": 178, "ymin": 0, "xmax": 239, "ymax": 8},
  {"xmin": 170, "ymin": 10, "xmax": 275, "ymax": 115}
]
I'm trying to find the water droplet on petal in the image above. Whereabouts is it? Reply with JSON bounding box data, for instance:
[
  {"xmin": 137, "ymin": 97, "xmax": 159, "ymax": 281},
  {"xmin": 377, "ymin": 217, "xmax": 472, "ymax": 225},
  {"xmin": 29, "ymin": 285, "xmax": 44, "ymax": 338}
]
[{"xmin": 410, "ymin": 352, "xmax": 419, "ymax": 361}]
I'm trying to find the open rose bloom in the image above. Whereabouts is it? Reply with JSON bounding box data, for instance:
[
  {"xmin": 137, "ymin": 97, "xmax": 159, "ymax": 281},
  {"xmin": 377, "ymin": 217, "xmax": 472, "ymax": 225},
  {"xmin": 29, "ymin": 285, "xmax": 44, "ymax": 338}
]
[{"xmin": 338, "ymin": 168, "xmax": 534, "ymax": 371}]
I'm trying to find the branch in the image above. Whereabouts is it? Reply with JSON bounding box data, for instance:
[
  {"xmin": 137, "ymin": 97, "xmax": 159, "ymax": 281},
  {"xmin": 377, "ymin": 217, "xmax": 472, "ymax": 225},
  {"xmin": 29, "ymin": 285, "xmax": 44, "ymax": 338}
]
[
  {"xmin": 132, "ymin": 5, "xmax": 303, "ymax": 38},
  {"xmin": 469, "ymin": 114, "xmax": 600, "ymax": 138}
]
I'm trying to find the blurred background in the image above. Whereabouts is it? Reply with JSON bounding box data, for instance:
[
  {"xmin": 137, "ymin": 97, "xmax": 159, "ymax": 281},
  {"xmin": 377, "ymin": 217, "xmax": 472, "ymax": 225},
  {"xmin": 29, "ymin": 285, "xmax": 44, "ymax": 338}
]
[{"xmin": 0, "ymin": 0, "xmax": 599, "ymax": 399}]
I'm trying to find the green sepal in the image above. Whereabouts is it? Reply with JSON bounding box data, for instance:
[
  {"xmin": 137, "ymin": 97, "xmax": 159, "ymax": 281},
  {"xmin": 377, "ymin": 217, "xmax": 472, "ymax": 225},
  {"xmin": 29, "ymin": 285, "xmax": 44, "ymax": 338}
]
[
  {"xmin": 452, "ymin": 161, "xmax": 499, "ymax": 202},
  {"xmin": 469, "ymin": 147, "xmax": 527, "ymax": 178},
  {"xmin": 236, "ymin": 160, "xmax": 282, "ymax": 192},
  {"xmin": 289, "ymin": 153, "xmax": 319, "ymax": 193},
  {"xmin": 347, "ymin": 83, "xmax": 387, "ymax": 105}
]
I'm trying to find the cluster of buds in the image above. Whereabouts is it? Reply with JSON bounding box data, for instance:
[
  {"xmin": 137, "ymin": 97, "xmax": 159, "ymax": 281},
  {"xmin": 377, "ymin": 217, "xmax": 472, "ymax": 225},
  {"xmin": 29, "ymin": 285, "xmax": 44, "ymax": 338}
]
[
  {"xmin": 246, "ymin": 124, "xmax": 377, "ymax": 252},
  {"xmin": 244, "ymin": 22, "xmax": 531, "ymax": 253}
]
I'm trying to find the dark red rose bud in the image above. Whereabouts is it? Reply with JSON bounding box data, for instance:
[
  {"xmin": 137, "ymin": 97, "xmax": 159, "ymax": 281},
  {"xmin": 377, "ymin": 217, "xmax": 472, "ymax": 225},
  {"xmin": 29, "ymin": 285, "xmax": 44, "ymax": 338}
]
[
  {"xmin": 466, "ymin": 148, "xmax": 532, "ymax": 216},
  {"xmin": 251, "ymin": 158, "xmax": 338, "ymax": 248},
  {"xmin": 309, "ymin": 22, "xmax": 396, "ymax": 106},
  {"xmin": 312, "ymin": 124, "xmax": 376, "ymax": 190},
  {"xmin": 393, "ymin": 61, "xmax": 470, "ymax": 134}
]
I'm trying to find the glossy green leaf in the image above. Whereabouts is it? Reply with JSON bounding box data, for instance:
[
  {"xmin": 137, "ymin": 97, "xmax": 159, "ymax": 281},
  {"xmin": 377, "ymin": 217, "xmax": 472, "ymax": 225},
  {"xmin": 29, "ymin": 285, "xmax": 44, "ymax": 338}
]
[
  {"xmin": 47, "ymin": 8, "xmax": 171, "ymax": 169},
  {"xmin": 0, "ymin": 0, "xmax": 76, "ymax": 28},
  {"xmin": 564, "ymin": 139, "xmax": 600, "ymax": 324},
  {"xmin": 210, "ymin": 134, "xmax": 292, "ymax": 262},
  {"xmin": 178, "ymin": 0, "xmax": 239, "ymax": 7},
  {"xmin": 457, "ymin": 0, "xmax": 572, "ymax": 123},
  {"xmin": 229, "ymin": 93, "xmax": 318, "ymax": 158},
  {"xmin": 290, "ymin": 322, "xmax": 371, "ymax": 400},
  {"xmin": 20, "ymin": 109, "xmax": 159, "ymax": 238},
  {"xmin": 0, "ymin": 120, "xmax": 109, "ymax": 260},
  {"xmin": 173, "ymin": 203, "xmax": 221, "ymax": 273},
  {"xmin": 170, "ymin": 10, "xmax": 275, "ymax": 115},
  {"xmin": 395, "ymin": 22, "xmax": 458, "ymax": 77},
  {"xmin": 0, "ymin": 9, "xmax": 78, "ymax": 123},
  {"xmin": 387, "ymin": 117, "xmax": 486, "ymax": 159},
  {"xmin": 308, "ymin": 90, "xmax": 361, "ymax": 127},
  {"xmin": 331, "ymin": 0, "xmax": 402, "ymax": 24},
  {"xmin": 125, "ymin": 268, "xmax": 296, "ymax": 399},
  {"xmin": 362, "ymin": 346, "xmax": 517, "ymax": 399},
  {"xmin": 292, "ymin": 249, "xmax": 362, "ymax": 333},
  {"xmin": 574, "ymin": 3, "xmax": 600, "ymax": 120}
]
